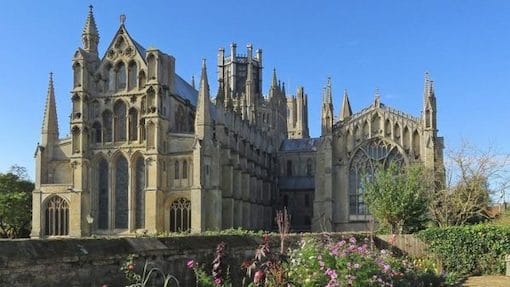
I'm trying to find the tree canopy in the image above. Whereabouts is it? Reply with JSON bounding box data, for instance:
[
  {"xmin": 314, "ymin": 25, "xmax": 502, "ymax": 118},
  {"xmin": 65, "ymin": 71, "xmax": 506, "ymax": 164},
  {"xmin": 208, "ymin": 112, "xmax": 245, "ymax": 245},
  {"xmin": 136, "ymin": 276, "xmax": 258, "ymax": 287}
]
[
  {"xmin": 364, "ymin": 163, "xmax": 432, "ymax": 234},
  {"xmin": 0, "ymin": 165, "xmax": 33, "ymax": 238}
]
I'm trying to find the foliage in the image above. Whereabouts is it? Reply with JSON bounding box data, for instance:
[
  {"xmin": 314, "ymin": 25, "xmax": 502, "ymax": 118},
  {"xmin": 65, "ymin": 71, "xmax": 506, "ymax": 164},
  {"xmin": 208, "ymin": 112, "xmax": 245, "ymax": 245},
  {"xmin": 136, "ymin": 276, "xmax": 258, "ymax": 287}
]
[
  {"xmin": 0, "ymin": 166, "xmax": 33, "ymax": 238},
  {"xmin": 364, "ymin": 163, "xmax": 432, "ymax": 234},
  {"xmin": 285, "ymin": 235, "xmax": 440, "ymax": 287},
  {"xmin": 429, "ymin": 142, "xmax": 510, "ymax": 227},
  {"xmin": 418, "ymin": 224, "xmax": 510, "ymax": 277},
  {"xmin": 241, "ymin": 233, "xmax": 288, "ymax": 286},
  {"xmin": 121, "ymin": 254, "xmax": 180, "ymax": 287},
  {"xmin": 187, "ymin": 242, "xmax": 232, "ymax": 287}
]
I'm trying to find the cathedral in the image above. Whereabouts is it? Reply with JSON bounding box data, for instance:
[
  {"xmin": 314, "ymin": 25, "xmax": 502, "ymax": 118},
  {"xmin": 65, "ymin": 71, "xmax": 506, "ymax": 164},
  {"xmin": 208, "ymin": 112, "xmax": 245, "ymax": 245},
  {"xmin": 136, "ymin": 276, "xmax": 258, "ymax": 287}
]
[{"xmin": 31, "ymin": 7, "xmax": 444, "ymax": 238}]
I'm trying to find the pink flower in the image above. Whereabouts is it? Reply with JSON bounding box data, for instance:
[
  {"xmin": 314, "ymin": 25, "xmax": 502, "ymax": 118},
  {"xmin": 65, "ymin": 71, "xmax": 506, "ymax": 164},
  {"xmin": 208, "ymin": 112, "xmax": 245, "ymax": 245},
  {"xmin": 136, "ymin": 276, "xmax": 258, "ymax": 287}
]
[
  {"xmin": 186, "ymin": 259, "xmax": 195, "ymax": 269},
  {"xmin": 214, "ymin": 277, "xmax": 223, "ymax": 285},
  {"xmin": 254, "ymin": 270, "xmax": 265, "ymax": 284}
]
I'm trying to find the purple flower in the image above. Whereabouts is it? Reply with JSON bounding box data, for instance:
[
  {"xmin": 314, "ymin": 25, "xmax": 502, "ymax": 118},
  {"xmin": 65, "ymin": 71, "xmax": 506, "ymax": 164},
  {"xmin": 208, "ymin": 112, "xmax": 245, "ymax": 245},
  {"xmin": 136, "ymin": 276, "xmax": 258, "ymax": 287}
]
[{"xmin": 214, "ymin": 277, "xmax": 223, "ymax": 285}]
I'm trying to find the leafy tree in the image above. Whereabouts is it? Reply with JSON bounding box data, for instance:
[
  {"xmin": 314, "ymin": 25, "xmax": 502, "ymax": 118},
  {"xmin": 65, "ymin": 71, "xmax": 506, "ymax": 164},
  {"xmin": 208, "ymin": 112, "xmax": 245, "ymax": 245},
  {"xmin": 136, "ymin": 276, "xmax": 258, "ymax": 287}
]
[
  {"xmin": 0, "ymin": 165, "xmax": 33, "ymax": 238},
  {"xmin": 364, "ymin": 163, "xmax": 432, "ymax": 234}
]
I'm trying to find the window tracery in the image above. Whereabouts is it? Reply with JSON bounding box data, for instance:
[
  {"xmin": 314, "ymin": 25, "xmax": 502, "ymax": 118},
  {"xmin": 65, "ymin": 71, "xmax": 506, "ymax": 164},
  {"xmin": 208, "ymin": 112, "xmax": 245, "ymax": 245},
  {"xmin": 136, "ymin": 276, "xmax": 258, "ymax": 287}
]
[
  {"xmin": 44, "ymin": 196, "xmax": 69, "ymax": 236},
  {"xmin": 349, "ymin": 138, "xmax": 404, "ymax": 216},
  {"xmin": 169, "ymin": 198, "xmax": 191, "ymax": 232}
]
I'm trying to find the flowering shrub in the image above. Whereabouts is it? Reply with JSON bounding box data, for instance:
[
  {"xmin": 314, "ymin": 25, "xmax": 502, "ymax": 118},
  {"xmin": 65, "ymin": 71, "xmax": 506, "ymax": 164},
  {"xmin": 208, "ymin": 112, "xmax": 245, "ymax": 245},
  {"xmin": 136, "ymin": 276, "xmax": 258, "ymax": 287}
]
[
  {"xmin": 285, "ymin": 236, "xmax": 439, "ymax": 287},
  {"xmin": 241, "ymin": 233, "xmax": 287, "ymax": 286},
  {"xmin": 187, "ymin": 242, "xmax": 232, "ymax": 287}
]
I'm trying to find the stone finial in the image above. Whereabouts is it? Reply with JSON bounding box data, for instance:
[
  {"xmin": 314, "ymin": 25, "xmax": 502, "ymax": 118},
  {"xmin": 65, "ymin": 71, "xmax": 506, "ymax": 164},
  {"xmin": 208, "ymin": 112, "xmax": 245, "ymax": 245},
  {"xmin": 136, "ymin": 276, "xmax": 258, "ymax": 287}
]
[{"xmin": 120, "ymin": 14, "xmax": 126, "ymax": 25}]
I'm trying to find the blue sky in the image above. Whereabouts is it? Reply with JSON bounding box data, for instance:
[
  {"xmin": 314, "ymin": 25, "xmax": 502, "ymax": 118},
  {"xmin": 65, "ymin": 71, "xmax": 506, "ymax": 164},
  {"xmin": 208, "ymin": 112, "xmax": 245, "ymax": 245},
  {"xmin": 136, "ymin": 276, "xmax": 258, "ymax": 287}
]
[{"xmin": 1, "ymin": 0, "xmax": 509, "ymax": 182}]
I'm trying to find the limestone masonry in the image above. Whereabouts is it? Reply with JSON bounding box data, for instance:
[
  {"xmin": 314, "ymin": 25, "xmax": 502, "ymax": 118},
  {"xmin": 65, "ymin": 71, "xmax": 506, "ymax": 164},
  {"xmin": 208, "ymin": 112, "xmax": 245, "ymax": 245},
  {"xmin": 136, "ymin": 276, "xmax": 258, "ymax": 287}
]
[{"xmin": 31, "ymin": 7, "xmax": 444, "ymax": 238}]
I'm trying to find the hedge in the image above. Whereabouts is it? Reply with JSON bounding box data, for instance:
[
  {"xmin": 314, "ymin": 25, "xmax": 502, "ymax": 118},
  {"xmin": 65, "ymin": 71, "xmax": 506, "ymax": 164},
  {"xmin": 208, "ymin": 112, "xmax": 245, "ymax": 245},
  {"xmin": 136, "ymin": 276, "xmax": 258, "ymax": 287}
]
[{"xmin": 418, "ymin": 225, "xmax": 510, "ymax": 276}]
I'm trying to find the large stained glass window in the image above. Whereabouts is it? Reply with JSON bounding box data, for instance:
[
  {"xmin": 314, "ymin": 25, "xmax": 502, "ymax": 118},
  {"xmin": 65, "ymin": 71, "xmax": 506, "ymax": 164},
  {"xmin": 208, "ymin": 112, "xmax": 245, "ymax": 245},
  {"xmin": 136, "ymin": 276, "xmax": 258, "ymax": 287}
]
[
  {"xmin": 115, "ymin": 156, "xmax": 129, "ymax": 229},
  {"xmin": 349, "ymin": 138, "xmax": 404, "ymax": 216},
  {"xmin": 98, "ymin": 159, "xmax": 109, "ymax": 229},
  {"xmin": 135, "ymin": 157, "xmax": 145, "ymax": 229}
]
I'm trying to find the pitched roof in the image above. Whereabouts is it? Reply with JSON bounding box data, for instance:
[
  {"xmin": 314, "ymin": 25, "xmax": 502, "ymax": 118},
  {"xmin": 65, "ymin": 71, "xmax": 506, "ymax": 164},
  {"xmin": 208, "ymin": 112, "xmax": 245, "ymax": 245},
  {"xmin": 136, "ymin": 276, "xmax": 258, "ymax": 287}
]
[{"xmin": 280, "ymin": 138, "xmax": 320, "ymax": 152}]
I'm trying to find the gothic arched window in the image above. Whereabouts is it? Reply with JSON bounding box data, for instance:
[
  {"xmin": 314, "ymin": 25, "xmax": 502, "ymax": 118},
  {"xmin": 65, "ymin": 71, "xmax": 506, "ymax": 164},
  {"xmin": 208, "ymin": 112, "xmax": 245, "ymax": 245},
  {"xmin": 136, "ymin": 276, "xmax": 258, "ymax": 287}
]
[
  {"xmin": 44, "ymin": 196, "xmax": 69, "ymax": 236},
  {"xmin": 73, "ymin": 63, "xmax": 81, "ymax": 88},
  {"xmin": 98, "ymin": 158, "xmax": 109, "ymax": 229},
  {"xmin": 92, "ymin": 122, "xmax": 102, "ymax": 144},
  {"xmin": 349, "ymin": 138, "xmax": 405, "ymax": 216},
  {"xmin": 128, "ymin": 61, "xmax": 137, "ymax": 91},
  {"xmin": 138, "ymin": 70, "xmax": 146, "ymax": 89},
  {"xmin": 116, "ymin": 62, "xmax": 126, "ymax": 91},
  {"xmin": 135, "ymin": 157, "xmax": 145, "ymax": 229},
  {"xmin": 115, "ymin": 155, "xmax": 129, "ymax": 229},
  {"xmin": 174, "ymin": 161, "xmax": 180, "ymax": 179},
  {"xmin": 102, "ymin": 110, "xmax": 113, "ymax": 142},
  {"xmin": 128, "ymin": 108, "xmax": 138, "ymax": 141},
  {"xmin": 170, "ymin": 198, "xmax": 191, "ymax": 232},
  {"xmin": 114, "ymin": 101, "xmax": 127, "ymax": 142},
  {"xmin": 182, "ymin": 160, "xmax": 188, "ymax": 179}
]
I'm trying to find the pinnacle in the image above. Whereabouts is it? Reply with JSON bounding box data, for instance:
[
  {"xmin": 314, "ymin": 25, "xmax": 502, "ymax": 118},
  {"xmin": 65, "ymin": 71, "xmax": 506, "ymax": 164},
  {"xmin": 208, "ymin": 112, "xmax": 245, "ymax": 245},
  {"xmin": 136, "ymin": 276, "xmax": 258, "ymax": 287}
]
[{"xmin": 83, "ymin": 5, "xmax": 99, "ymax": 37}]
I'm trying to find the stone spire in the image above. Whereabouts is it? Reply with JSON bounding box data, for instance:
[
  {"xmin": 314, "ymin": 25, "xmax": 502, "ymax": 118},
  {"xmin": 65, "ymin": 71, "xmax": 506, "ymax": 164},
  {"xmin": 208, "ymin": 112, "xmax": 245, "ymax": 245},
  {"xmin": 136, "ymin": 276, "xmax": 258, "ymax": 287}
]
[
  {"xmin": 340, "ymin": 89, "xmax": 352, "ymax": 121},
  {"xmin": 195, "ymin": 59, "xmax": 212, "ymax": 140},
  {"xmin": 423, "ymin": 72, "xmax": 437, "ymax": 131},
  {"xmin": 321, "ymin": 77, "xmax": 334, "ymax": 136},
  {"xmin": 271, "ymin": 68, "xmax": 278, "ymax": 87},
  {"xmin": 81, "ymin": 5, "xmax": 99, "ymax": 54},
  {"xmin": 41, "ymin": 72, "xmax": 59, "ymax": 146},
  {"xmin": 191, "ymin": 75, "xmax": 196, "ymax": 90}
]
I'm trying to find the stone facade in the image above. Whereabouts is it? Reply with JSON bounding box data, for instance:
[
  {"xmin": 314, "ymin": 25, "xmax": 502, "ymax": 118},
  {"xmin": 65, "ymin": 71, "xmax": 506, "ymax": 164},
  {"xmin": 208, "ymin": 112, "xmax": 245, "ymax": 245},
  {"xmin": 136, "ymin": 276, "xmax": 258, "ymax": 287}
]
[{"xmin": 31, "ymin": 7, "xmax": 444, "ymax": 238}]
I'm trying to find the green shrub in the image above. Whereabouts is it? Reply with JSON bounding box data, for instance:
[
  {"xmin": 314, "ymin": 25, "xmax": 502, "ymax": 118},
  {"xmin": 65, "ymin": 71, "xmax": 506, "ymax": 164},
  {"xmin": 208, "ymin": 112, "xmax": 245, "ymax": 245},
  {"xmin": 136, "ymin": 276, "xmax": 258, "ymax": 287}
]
[{"xmin": 418, "ymin": 224, "xmax": 510, "ymax": 276}]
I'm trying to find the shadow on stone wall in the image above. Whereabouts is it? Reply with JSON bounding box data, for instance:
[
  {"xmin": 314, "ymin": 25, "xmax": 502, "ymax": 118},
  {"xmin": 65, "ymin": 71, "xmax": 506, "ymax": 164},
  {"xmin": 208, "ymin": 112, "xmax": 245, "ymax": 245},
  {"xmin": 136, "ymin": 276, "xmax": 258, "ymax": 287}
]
[{"xmin": 0, "ymin": 233, "xmax": 415, "ymax": 286}]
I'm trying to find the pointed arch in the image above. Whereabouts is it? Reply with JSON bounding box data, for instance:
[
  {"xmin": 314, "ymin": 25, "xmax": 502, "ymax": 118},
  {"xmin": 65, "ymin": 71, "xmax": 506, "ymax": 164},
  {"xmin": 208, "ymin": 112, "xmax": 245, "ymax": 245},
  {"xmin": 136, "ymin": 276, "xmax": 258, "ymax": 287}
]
[
  {"xmin": 128, "ymin": 108, "xmax": 138, "ymax": 141},
  {"xmin": 138, "ymin": 70, "xmax": 146, "ymax": 89},
  {"xmin": 412, "ymin": 130, "xmax": 421, "ymax": 159},
  {"xmin": 169, "ymin": 198, "xmax": 191, "ymax": 232},
  {"xmin": 147, "ymin": 54, "xmax": 156, "ymax": 80},
  {"xmin": 44, "ymin": 196, "xmax": 69, "ymax": 236},
  {"xmin": 393, "ymin": 122, "xmax": 401, "ymax": 141},
  {"xmin": 147, "ymin": 87, "xmax": 155, "ymax": 111},
  {"xmin": 114, "ymin": 154, "xmax": 128, "ymax": 229},
  {"xmin": 97, "ymin": 157, "xmax": 109, "ymax": 229},
  {"xmin": 90, "ymin": 99, "xmax": 100, "ymax": 119},
  {"xmin": 385, "ymin": 119, "xmax": 391, "ymax": 136},
  {"xmin": 92, "ymin": 121, "xmax": 102, "ymax": 144},
  {"xmin": 73, "ymin": 63, "xmax": 81, "ymax": 88},
  {"xmin": 114, "ymin": 100, "xmax": 127, "ymax": 142},
  {"xmin": 115, "ymin": 62, "xmax": 126, "ymax": 91},
  {"xmin": 349, "ymin": 138, "xmax": 405, "ymax": 216},
  {"xmin": 403, "ymin": 126, "xmax": 410, "ymax": 150},
  {"xmin": 134, "ymin": 155, "xmax": 145, "ymax": 229},
  {"xmin": 106, "ymin": 63, "xmax": 115, "ymax": 92},
  {"xmin": 128, "ymin": 61, "xmax": 137, "ymax": 91},
  {"xmin": 102, "ymin": 110, "xmax": 113, "ymax": 142},
  {"xmin": 71, "ymin": 126, "xmax": 80, "ymax": 154}
]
